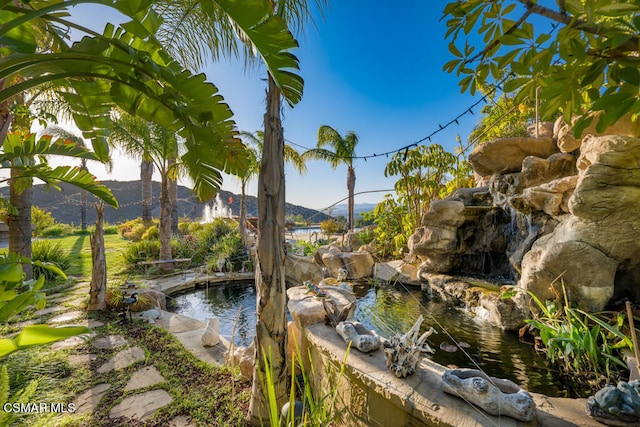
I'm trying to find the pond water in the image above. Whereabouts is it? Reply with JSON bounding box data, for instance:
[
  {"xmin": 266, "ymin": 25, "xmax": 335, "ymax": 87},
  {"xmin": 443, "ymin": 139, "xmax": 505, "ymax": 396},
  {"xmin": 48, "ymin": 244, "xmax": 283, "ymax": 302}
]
[{"xmin": 170, "ymin": 281, "xmax": 566, "ymax": 397}]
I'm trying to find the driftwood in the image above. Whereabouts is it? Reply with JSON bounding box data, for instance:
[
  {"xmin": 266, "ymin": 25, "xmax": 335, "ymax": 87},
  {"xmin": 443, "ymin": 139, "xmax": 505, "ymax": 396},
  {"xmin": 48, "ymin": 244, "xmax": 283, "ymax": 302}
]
[
  {"xmin": 383, "ymin": 315, "xmax": 435, "ymax": 378},
  {"xmin": 88, "ymin": 202, "xmax": 106, "ymax": 311}
]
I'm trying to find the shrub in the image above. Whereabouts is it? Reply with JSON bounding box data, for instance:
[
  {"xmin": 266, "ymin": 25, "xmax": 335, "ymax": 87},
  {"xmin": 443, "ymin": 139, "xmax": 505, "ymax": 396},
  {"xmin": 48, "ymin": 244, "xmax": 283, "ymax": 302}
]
[
  {"xmin": 31, "ymin": 206, "xmax": 55, "ymax": 237},
  {"xmin": 121, "ymin": 240, "xmax": 161, "ymax": 271},
  {"xmin": 141, "ymin": 226, "xmax": 159, "ymax": 241},
  {"xmin": 40, "ymin": 224, "xmax": 72, "ymax": 237},
  {"xmin": 31, "ymin": 240, "xmax": 76, "ymax": 280},
  {"xmin": 104, "ymin": 225, "xmax": 119, "ymax": 235}
]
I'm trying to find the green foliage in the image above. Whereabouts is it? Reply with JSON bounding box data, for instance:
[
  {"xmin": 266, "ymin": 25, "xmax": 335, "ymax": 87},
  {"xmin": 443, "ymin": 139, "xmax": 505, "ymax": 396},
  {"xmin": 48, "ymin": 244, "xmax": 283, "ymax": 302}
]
[
  {"xmin": 0, "ymin": 253, "xmax": 89, "ymax": 358},
  {"xmin": 443, "ymin": 0, "xmax": 640, "ymax": 134},
  {"xmin": 261, "ymin": 331, "xmax": 349, "ymax": 426},
  {"xmin": 368, "ymin": 144, "xmax": 464, "ymax": 258},
  {"xmin": 40, "ymin": 224, "xmax": 72, "ymax": 237},
  {"xmin": 468, "ymin": 86, "xmax": 537, "ymax": 145},
  {"xmin": 31, "ymin": 240, "xmax": 75, "ymax": 281},
  {"xmin": 522, "ymin": 286, "xmax": 632, "ymax": 395},
  {"xmin": 119, "ymin": 218, "xmax": 158, "ymax": 241},
  {"xmin": 121, "ymin": 240, "xmax": 161, "ymax": 270},
  {"xmin": 319, "ymin": 218, "xmax": 340, "ymax": 236},
  {"xmin": 141, "ymin": 226, "xmax": 159, "ymax": 241},
  {"xmin": 368, "ymin": 196, "xmax": 407, "ymax": 259},
  {"xmin": 31, "ymin": 206, "xmax": 55, "ymax": 237}
]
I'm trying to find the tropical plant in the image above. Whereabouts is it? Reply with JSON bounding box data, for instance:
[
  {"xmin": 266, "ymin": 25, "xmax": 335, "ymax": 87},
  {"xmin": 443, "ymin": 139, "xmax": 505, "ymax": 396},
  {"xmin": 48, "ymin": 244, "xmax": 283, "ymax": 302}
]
[
  {"xmin": 31, "ymin": 240, "xmax": 75, "ymax": 281},
  {"xmin": 0, "ymin": 254, "xmax": 89, "ymax": 358},
  {"xmin": 304, "ymin": 126, "xmax": 359, "ymax": 231},
  {"xmin": 40, "ymin": 126, "xmax": 92, "ymax": 230},
  {"xmin": 239, "ymin": 130, "xmax": 307, "ymax": 245},
  {"xmin": 506, "ymin": 285, "xmax": 633, "ymax": 395},
  {"xmin": 443, "ymin": 0, "xmax": 640, "ymax": 135}
]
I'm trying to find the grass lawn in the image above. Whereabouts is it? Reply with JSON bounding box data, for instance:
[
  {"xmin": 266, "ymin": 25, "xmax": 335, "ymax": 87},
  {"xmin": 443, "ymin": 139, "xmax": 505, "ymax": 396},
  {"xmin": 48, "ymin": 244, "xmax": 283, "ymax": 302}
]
[{"xmin": 37, "ymin": 234, "xmax": 131, "ymax": 281}]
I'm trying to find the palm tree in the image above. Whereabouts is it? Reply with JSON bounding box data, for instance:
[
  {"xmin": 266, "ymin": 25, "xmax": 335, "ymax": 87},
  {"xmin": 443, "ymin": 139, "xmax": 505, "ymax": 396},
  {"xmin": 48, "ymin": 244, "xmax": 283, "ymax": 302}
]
[
  {"xmin": 305, "ymin": 126, "xmax": 359, "ymax": 231},
  {"xmin": 108, "ymin": 114, "xmax": 180, "ymax": 273},
  {"xmin": 41, "ymin": 126, "xmax": 94, "ymax": 230},
  {"xmin": 239, "ymin": 130, "xmax": 307, "ymax": 244}
]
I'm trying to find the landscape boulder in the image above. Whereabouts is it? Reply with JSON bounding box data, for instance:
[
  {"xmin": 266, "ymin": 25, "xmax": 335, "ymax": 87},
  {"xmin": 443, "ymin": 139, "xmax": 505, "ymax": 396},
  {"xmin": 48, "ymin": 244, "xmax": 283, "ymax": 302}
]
[{"xmin": 468, "ymin": 136, "xmax": 558, "ymax": 176}]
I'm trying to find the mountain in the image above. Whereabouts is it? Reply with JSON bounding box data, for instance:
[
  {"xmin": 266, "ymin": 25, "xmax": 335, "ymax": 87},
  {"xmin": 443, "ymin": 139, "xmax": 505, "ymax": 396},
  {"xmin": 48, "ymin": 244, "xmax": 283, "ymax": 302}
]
[
  {"xmin": 330, "ymin": 203, "xmax": 378, "ymax": 218},
  {"xmin": 1, "ymin": 180, "xmax": 332, "ymax": 225}
]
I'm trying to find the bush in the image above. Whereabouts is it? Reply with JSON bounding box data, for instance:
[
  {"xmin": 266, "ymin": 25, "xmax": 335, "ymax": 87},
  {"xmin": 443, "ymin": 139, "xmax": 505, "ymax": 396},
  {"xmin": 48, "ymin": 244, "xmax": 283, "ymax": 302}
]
[
  {"xmin": 31, "ymin": 206, "xmax": 55, "ymax": 237},
  {"xmin": 121, "ymin": 240, "xmax": 161, "ymax": 272},
  {"xmin": 31, "ymin": 240, "xmax": 76, "ymax": 280},
  {"xmin": 40, "ymin": 224, "xmax": 72, "ymax": 237},
  {"xmin": 104, "ymin": 225, "xmax": 119, "ymax": 235},
  {"xmin": 141, "ymin": 226, "xmax": 159, "ymax": 241},
  {"xmin": 119, "ymin": 218, "xmax": 158, "ymax": 241}
]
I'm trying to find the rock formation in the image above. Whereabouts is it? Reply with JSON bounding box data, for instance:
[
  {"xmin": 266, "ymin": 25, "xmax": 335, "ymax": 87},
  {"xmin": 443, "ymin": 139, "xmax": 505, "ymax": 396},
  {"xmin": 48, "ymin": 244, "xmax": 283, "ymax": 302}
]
[{"xmin": 410, "ymin": 114, "xmax": 640, "ymax": 313}]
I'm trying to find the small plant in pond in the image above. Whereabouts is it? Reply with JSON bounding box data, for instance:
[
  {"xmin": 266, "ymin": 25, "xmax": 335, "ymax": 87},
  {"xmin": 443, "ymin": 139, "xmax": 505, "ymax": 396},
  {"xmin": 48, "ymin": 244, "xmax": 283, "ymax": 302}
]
[
  {"xmin": 260, "ymin": 334, "xmax": 349, "ymax": 426},
  {"xmin": 505, "ymin": 284, "xmax": 633, "ymax": 396}
]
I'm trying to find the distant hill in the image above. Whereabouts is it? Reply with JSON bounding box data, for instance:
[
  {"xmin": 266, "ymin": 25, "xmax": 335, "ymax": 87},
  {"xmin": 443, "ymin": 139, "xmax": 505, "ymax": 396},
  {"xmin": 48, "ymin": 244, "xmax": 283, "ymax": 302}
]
[
  {"xmin": 1, "ymin": 180, "xmax": 332, "ymax": 225},
  {"xmin": 331, "ymin": 203, "xmax": 378, "ymax": 218}
]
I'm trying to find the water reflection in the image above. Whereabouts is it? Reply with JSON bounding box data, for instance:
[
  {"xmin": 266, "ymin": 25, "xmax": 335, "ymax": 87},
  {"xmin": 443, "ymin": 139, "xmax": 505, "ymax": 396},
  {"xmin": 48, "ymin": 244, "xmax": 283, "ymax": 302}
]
[
  {"xmin": 354, "ymin": 285, "xmax": 565, "ymax": 397},
  {"xmin": 171, "ymin": 281, "xmax": 567, "ymax": 396},
  {"xmin": 170, "ymin": 282, "xmax": 257, "ymax": 347}
]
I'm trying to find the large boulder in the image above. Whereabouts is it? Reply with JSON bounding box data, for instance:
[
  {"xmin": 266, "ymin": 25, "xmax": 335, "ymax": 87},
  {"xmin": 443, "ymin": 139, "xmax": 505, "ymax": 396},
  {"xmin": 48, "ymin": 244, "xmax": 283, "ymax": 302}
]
[
  {"xmin": 521, "ymin": 175, "xmax": 578, "ymax": 216},
  {"xmin": 341, "ymin": 251, "xmax": 374, "ymax": 279},
  {"xmin": 468, "ymin": 137, "xmax": 558, "ymax": 176},
  {"xmin": 519, "ymin": 134, "xmax": 640, "ymax": 310},
  {"xmin": 520, "ymin": 153, "xmax": 576, "ymax": 188},
  {"xmin": 287, "ymin": 286, "xmax": 356, "ymax": 328},
  {"xmin": 555, "ymin": 113, "xmax": 640, "ymax": 153},
  {"xmin": 285, "ymin": 254, "xmax": 322, "ymax": 285}
]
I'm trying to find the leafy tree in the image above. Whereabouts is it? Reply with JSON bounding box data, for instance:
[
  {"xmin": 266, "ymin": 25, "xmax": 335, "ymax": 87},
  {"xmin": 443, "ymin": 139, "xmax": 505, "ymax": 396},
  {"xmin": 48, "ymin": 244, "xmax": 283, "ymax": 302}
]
[
  {"xmin": 385, "ymin": 144, "xmax": 457, "ymax": 231},
  {"xmin": 443, "ymin": 0, "xmax": 640, "ymax": 134},
  {"xmin": 468, "ymin": 84, "xmax": 537, "ymax": 145},
  {"xmin": 304, "ymin": 126, "xmax": 359, "ymax": 231}
]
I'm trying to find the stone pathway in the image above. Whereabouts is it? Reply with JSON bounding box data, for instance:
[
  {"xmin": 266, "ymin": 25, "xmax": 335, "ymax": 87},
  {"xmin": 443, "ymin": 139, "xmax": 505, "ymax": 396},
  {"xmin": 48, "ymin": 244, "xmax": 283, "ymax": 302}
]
[
  {"xmin": 97, "ymin": 346, "xmax": 145, "ymax": 373},
  {"xmin": 124, "ymin": 365, "xmax": 165, "ymax": 392},
  {"xmin": 109, "ymin": 389, "xmax": 173, "ymax": 421},
  {"xmin": 74, "ymin": 384, "xmax": 111, "ymax": 415},
  {"xmin": 93, "ymin": 335, "xmax": 128, "ymax": 350},
  {"xmin": 49, "ymin": 310, "xmax": 84, "ymax": 324},
  {"xmin": 33, "ymin": 305, "xmax": 67, "ymax": 316}
]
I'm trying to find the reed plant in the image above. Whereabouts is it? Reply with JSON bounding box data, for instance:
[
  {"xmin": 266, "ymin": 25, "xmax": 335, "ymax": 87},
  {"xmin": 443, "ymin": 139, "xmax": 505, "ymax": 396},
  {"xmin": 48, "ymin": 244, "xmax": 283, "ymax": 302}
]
[
  {"xmin": 259, "ymin": 334, "xmax": 349, "ymax": 426},
  {"xmin": 507, "ymin": 283, "xmax": 633, "ymax": 394}
]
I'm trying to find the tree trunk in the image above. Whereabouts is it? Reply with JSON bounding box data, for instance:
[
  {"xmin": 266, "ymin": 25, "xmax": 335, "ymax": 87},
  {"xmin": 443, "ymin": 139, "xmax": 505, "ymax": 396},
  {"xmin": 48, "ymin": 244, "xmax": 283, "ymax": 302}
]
[
  {"xmin": 80, "ymin": 160, "xmax": 88, "ymax": 231},
  {"xmin": 158, "ymin": 172, "xmax": 173, "ymax": 274},
  {"xmin": 88, "ymin": 202, "xmax": 106, "ymax": 311},
  {"xmin": 8, "ymin": 168, "xmax": 33, "ymax": 280},
  {"xmin": 240, "ymin": 180, "xmax": 247, "ymax": 246},
  {"xmin": 141, "ymin": 158, "xmax": 154, "ymax": 225},
  {"xmin": 169, "ymin": 160, "xmax": 178, "ymax": 235},
  {"xmin": 248, "ymin": 75, "xmax": 288, "ymax": 425},
  {"xmin": 347, "ymin": 164, "xmax": 356, "ymax": 231}
]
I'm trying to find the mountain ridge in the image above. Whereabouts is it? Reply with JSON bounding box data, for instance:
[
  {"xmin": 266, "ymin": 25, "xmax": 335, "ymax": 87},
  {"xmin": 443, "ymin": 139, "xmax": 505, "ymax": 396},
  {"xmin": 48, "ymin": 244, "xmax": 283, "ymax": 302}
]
[{"xmin": 1, "ymin": 180, "xmax": 332, "ymax": 225}]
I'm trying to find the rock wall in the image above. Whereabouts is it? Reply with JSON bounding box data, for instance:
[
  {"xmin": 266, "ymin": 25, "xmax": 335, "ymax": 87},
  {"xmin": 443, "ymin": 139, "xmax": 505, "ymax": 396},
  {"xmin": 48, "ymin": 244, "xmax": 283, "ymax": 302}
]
[{"xmin": 410, "ymin": 114, "xmax": 640, "ymax": 312}]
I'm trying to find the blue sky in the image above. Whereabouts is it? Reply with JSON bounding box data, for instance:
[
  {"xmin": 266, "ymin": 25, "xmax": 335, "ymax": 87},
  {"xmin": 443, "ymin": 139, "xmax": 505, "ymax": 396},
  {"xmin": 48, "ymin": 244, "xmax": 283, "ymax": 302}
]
[{"xmin": 65, "ymin": 1, "xmax": 483, "ymax": 211}]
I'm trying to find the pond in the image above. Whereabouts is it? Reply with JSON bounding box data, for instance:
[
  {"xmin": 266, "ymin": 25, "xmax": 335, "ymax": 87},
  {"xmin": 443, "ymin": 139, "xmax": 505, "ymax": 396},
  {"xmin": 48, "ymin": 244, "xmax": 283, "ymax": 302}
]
[{"xmin": 169, "ymin": 281, "xmax": 567, "ymax": 397}]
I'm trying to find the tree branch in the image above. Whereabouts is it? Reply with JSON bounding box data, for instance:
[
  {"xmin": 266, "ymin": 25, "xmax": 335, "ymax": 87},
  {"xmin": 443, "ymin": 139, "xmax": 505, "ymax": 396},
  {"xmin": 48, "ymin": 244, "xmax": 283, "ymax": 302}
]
[
  {"xmin": 465, "ymin": 9, "xmax": 532, "ymax": 64},
  {"xmin": 519, "ymin": 0, "xmax": 640, "ymax": 53}
]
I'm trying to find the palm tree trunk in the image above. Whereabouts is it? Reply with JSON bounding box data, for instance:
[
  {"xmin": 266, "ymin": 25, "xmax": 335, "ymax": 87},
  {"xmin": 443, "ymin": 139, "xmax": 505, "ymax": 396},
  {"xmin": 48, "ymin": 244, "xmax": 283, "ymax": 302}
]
[
  {"xmin": 347, "ymin": 165, "xmax": 356, "ymax": 231},
  {"xmin": 141, "ymin": 158, "xmax": 154, "ymax": 225},
  {"xmin": 169, "ymin": 159, "xmax": 178, "ymax": 235},
  {"xmin": 159, "ymin": 172, "xmax": 173, "ymax": 274},
  {"xmin": 88, "ymin": 202, "xmax": 106, "ymax": 311},
  {"xmin": 8, "ymin": 168, "xmax": 33, "ymax": 280},
  {"xmin": 248, "ymin": 75, "xmax": 288, "ymax": 425},
  {"xmin": 80, "ymin": 160, "xmax": 88, "ymax": 231},
  {"xmin": 240, "ymin": 180, "xmax": 247, "ymax": 246}
]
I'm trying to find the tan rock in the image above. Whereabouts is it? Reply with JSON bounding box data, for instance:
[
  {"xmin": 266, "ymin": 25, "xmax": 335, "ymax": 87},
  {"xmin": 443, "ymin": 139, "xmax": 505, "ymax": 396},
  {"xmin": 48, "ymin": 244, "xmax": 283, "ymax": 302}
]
[
  {"xmin": 520, "ymin": 154, "xmax": 576, "ymax": 188},
  {"xmin": 469, "ymin": 137, "xmax": 558, "ymax": 176},
  {"xmin": 341, "ymin": 251, "xmax": 374, "ymax": 279},
  {"xmin": 285, "ymin": 254, "xmax": 322, "ymax": 285},
  {"xmin": 74, "ymin": 383, "xmax": 111, "ymax": 415},
  {"xmin": 555, "ymin": 113, "xmax": 640, "ymax": 153},
  {"xmin": 522, "ymin": 176, "xmax": 578, "ymax": 216},
  {"xmin": 287, "ymin": 286, "xmax": 355, "ymax": 328}
]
